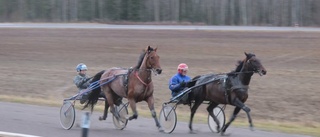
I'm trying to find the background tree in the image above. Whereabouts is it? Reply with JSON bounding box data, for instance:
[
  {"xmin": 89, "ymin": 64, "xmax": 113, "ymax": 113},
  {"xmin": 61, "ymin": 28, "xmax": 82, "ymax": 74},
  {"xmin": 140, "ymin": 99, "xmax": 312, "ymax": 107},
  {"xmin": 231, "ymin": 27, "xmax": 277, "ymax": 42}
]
[{"xmin": 0, "ymin": 0, "xmax": 319, "ymax": 26}]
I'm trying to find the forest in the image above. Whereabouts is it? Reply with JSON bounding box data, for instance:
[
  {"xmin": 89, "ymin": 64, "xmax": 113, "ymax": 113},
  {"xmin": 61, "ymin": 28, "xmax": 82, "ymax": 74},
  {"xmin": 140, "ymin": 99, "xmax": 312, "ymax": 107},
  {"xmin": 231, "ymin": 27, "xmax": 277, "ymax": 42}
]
[{"xmin": 0, "ymin": 0, "xmax": 319, "ymax": 26}]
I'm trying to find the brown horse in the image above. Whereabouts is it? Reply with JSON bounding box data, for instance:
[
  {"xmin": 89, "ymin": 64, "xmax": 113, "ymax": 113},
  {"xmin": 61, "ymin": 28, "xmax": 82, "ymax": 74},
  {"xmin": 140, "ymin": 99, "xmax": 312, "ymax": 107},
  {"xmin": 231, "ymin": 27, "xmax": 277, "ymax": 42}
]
[
  {"xmin": 84, "ymin": 46, "xmax": 163, "ymax": 131},
  {"xmin": 187, "ymin": 52, "xmax": 267, "ymax": 135}
]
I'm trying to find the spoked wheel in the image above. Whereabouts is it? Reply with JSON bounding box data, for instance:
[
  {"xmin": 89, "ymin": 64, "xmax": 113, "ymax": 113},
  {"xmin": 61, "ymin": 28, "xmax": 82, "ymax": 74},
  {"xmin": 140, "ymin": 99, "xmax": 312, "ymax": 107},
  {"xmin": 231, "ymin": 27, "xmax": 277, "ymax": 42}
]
[
  {"xmin": 112, "ymin": 103, "xmax": 128, "ymax": 130},
  {"xmin": 159, "ymin": 104, "xmax": 177, "ymax": 134},
  {"xmin": 208, "ymin": 106, "xmax": 226, "ymax": 133},
  {"xmin": 60, "ymin": 101, "xmax": 76, "ymax": 130}
]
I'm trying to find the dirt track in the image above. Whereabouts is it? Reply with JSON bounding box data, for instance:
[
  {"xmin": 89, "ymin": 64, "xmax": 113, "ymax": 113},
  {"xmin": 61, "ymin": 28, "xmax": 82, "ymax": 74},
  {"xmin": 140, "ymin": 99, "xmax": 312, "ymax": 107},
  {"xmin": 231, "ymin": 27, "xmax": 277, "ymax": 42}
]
[{"xmin": 0, "ymin": 28, "xmax": 319, "ymax": 126}]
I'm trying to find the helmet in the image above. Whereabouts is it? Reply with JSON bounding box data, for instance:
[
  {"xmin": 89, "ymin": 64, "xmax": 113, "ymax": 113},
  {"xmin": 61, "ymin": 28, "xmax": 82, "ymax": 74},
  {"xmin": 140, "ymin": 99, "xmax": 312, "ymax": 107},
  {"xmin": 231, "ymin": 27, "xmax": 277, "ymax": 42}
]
[
  {"xmin": 177, "ymin": 63, "xmax": 188, "ymax": 73},
  {"xmin": 76, "ymin": 63, "xmax": 88, "ymax": 72}
]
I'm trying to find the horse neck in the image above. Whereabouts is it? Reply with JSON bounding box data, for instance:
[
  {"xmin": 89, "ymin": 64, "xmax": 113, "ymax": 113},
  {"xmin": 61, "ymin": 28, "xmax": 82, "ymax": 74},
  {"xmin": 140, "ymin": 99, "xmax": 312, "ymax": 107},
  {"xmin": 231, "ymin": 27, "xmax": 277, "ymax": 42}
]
[
  {"xmin": 136, "ymin": 53, "xmax": 152, "ymax": 83},
  {"xmin": 239, "ymin": 63, "xmax": 253, "ymax": 85},
  {"xmin": 133, "ymin": 52, "xmax": 146, "ymax": 69}
]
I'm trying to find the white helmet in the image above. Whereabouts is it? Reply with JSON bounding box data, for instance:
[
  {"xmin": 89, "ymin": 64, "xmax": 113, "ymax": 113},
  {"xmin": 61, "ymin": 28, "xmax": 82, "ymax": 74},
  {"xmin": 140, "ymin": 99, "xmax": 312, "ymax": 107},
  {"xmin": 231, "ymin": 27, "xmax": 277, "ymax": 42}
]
[{"xmin": 76, "ymin": 63, "xmax": 88, "ymax": 72}]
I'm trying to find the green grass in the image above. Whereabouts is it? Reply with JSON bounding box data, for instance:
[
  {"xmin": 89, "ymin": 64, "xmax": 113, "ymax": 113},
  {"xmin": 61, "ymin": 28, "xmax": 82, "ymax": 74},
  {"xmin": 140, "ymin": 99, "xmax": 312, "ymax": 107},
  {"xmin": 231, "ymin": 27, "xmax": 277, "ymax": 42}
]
[{"xmin": 1, "ymin": 95, "xmax": 319, "ymax": 137}]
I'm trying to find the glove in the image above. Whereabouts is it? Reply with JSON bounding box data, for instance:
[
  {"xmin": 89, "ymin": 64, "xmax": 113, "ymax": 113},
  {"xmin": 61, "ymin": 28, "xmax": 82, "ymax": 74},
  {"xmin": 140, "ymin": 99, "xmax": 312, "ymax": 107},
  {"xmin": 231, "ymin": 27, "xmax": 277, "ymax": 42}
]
[
  {"xmin": 186, "ymin": 81, "xmax": 195, "ymax": 88},
  {"xmin": 79, "ymin": 78, "xmax": 91, "ymax": 86},
  {"xmin": 180, "ymin": 81, "xmax": 186, "ymax": 87}
]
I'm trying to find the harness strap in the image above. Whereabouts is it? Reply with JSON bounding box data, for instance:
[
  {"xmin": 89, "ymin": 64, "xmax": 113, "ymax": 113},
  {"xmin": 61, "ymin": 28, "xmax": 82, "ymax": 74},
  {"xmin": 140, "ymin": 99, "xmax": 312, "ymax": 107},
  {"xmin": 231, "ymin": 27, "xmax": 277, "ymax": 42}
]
[
  {"xmin": 225, "ymin": 85, "xmax": 249, "ymax": 104},
  {"xmin": 230, "ymin": 85, "xmax": 249, "ymax": 91},
  {"xmin": 134, "ymin": 71, "xmax": 152, "ymax": 99},
  {"xmin": 225, "ymin": 89, "xmax": 230, "ymax": 104},
  {"xmin": 124, "ymin": 68, "xmax": 133, "ymax": 94},
  {"xmin": 134, "ymin": 71, "xmax": 151, "ymax": 86}
]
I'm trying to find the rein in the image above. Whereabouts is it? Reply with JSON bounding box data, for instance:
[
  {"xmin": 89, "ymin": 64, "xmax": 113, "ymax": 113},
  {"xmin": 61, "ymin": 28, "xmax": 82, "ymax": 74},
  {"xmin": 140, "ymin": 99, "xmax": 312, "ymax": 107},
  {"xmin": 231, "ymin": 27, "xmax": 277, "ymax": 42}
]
[
  {"xmin": 134, "ymin": 68, "xmax": 153, "ymax": 71},
  {"xmin": 230, "ymin": 71, "xmax": 255, "ymax": 74},
  {"xmin": 215, "ymin": 71, "xmax": 255, "ymax": 76}
]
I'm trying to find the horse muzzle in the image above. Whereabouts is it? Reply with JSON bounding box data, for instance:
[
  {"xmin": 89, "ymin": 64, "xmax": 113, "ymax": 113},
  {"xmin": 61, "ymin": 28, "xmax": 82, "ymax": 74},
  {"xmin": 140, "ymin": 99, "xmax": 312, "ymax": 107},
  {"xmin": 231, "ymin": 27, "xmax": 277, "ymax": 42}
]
[
  {"xmin": 155, "ymin": 68, "xmax": 162, "ymax": 74},
  {"xmin": 258, "ymin": 69, "xmax": 267, "ymax": 76}
]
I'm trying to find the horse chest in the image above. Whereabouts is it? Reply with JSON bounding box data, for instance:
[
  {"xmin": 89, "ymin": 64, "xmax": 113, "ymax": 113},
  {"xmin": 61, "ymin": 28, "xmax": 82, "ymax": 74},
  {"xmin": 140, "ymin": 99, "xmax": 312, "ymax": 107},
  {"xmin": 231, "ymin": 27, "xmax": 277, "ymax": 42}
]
[
  {"xmin": 233, "ymin": 89, "xmax": 248, "ymax": 100},
  {"xmin": 131, "ymin": 84, "xmax": 152, "ymax": 100}
]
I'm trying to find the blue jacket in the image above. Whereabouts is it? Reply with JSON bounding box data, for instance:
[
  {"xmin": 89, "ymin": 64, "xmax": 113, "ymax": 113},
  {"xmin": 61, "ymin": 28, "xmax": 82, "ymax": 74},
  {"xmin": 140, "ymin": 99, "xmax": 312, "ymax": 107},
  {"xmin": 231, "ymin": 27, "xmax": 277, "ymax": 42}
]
[{"xmin": 169, "ymin": 73, "xmax": 191, "ymax": 97}]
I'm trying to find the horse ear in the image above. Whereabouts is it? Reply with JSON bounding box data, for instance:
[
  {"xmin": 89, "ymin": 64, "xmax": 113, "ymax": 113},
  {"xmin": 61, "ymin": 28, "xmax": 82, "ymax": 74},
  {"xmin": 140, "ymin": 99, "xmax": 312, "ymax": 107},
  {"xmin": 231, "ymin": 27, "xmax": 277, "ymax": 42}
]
[
  {"xmin": 146, "ymin": 45, "xmax": 152, "ymax": 53},
  {"xmin": 244, "ymin": 52, "xmax": 250, "ymax": 58},
  {"xmin": 154, "ymin": 47, "xmax": 158, "ymax": 52}
]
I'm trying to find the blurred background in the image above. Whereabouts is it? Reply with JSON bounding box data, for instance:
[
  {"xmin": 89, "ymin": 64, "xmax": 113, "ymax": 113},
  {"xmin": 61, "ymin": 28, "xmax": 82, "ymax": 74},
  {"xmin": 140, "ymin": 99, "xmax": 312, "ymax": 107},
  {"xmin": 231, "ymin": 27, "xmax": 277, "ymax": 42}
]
[{"xmin": 0, "ymin": 0, "xmax": 320, "ymax": 26}]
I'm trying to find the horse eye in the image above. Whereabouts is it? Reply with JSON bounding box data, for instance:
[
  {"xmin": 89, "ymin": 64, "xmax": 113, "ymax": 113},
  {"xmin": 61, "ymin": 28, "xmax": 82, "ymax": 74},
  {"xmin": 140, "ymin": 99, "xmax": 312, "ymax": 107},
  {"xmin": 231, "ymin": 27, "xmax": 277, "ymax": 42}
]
[{"xmin": 150, "ymin": 56, "xmax": 154, "ymax": 59}]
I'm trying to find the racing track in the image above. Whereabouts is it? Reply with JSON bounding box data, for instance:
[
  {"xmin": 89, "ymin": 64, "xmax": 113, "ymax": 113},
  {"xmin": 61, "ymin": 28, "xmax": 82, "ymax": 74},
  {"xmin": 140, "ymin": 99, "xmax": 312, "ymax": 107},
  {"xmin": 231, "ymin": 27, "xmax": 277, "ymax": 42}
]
[{"xmin": 0, "ymin": 102, "xmax": 310, "ymax": 137}]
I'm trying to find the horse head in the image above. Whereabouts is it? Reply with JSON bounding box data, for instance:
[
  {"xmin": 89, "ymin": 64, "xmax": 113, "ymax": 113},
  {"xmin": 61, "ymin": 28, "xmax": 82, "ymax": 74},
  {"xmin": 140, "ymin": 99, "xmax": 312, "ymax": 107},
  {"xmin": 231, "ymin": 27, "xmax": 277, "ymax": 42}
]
[
  {"xmin": 244, "ymin": 52, "xmax": 267, "ymax": 76},
  {"xmin": 143, "ymin": 46, "xmax": 162, "ymax": 75}
]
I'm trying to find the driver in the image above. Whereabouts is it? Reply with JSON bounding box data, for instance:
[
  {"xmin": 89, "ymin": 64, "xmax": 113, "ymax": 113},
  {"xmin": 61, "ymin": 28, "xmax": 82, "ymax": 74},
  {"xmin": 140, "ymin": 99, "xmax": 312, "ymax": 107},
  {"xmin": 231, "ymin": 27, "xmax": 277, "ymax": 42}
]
[
  {"xmin": 73, "ymin": 63, "xmax": 92, "ymax": 104},
  {"xmin": 168, "ymin": 63, "xmax": 191, "ymax": 104}
]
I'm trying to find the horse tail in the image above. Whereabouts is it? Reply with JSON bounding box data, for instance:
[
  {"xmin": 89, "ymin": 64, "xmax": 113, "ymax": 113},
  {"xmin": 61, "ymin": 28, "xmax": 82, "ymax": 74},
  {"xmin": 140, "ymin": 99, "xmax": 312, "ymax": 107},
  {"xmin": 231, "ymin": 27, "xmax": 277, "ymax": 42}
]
[{"xmin": 83, "ymin": 70, "xmax": 105, "ymax": 112}]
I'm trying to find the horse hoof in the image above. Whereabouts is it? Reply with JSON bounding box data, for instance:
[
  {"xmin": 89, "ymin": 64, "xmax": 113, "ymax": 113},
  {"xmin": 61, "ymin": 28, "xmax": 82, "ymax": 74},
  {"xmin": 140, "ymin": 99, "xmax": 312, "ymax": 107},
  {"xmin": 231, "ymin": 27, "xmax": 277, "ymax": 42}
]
[
  {"xmin": 250, "ymin": 126, "xmax": 255, "ymax": 131},
  {"xmin": 158, "ymin": 127, "xmax": 164, "ymax": 132},
  {"xmin": 128, "ymin": 116, "xmax": 137, "ymax": 120},
  {"xmin": 216, "ymin": 127, "xmax": 221, "ymax": 133},
  {"xmin": 128, "ymin": 114, "xmax": 138, "ymax": 120},
  {"xmin": 220, "ymin": 132, "xmax": 231, "ymax": 136},
  {"xmin": 189, "ymin": 130, "xmax": 197, "ymax": 134},
  {"xmin": 99, "ymin": 116, "xmax": 106, "ymax": 121}
]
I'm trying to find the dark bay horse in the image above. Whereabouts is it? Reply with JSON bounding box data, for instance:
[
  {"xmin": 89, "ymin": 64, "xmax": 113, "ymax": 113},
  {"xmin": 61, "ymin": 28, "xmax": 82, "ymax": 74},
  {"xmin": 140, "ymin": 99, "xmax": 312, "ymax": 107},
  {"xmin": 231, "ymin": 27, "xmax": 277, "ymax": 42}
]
[
  {"xmin": 84, "ymin": 46, "xmax": 163, "ymax": 131},
  {"xmin": 188, "ymin": 52, "xmax": 267, "ymax": 135}
]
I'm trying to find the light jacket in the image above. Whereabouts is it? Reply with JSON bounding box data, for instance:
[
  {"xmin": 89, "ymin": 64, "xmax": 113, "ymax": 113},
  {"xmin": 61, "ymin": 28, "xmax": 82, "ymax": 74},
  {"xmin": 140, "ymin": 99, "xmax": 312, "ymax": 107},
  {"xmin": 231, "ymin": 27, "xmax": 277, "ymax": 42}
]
[{"xmin": 73, "ymin": 74, "xmax": 91, "ymax": 91}]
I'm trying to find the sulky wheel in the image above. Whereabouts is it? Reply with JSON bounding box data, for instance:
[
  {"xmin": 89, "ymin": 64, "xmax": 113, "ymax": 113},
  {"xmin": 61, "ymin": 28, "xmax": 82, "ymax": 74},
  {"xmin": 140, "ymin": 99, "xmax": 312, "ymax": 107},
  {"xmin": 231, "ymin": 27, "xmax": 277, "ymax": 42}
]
[
  {"xmin": 208, "ymin": 105, "xmax": 226, "ymax": 133},
  {"xmin": 60, "ymin": 101, "xmax": 76, "ymax": 130},
  {"xmin": 159, "ymin": 104, "xmax": 177, "ymax": 133},
  {"xmin": 112, "ymin": 103, "xmax": 129, "ymax": 130}
]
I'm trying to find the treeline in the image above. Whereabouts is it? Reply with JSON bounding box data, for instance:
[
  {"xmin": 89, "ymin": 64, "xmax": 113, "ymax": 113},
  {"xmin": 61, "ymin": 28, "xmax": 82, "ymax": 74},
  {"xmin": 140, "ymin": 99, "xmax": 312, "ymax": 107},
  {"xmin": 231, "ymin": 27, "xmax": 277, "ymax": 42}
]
[{"xmin": 0, "ymin": 0, "xmax": 319, "ymax": 26}]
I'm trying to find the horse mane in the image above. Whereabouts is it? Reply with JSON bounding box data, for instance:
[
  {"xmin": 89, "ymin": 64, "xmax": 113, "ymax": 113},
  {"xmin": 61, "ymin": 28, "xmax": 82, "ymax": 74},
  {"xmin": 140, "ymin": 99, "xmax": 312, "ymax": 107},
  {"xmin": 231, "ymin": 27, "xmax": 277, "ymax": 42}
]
[
  {"xmin": 133, "ymin": 46, "xmax": 155, "ymax": 69},
  {"xmin": 133, "ymin": 51, "xmax": 146, "ymax": 69},
  {"xmin": 234, "ymin": 60, "xmax": 244, "ymax": 72}
]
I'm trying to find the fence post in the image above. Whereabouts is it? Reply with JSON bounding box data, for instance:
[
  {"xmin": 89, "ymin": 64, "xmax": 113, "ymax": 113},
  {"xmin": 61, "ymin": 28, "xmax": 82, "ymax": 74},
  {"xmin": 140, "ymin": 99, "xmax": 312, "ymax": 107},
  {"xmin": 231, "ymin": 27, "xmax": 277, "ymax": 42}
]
[{"xmin": 81, "ymin": 112, "xmax": 90, "ymax": 137}]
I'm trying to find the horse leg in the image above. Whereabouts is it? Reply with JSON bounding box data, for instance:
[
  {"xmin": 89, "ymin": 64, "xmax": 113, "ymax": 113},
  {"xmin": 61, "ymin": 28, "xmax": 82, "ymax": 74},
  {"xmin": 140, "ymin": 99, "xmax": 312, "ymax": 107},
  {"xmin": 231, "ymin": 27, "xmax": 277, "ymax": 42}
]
[
  {"xmin": 207, "ymin": 103, "xmax": 220, "ymax": 133},
  {"xmin": 99, "ymin": 100, "xmax": 109, "ymax": 121},
  {"xmin": 146, "ymin": 96, "xmax": 163, "ymax": 132},
  {"xmin": 128, "ymin": 98, "xmax": 138, "ymax": 120},
  {"xmin": 221, "ymin": 98, "xmax": 253, "ymax": 135},
  {"xmin": 233, "ymin": 98, "xmax": 254, "ymax": 130},
  {"xmin": 189, "ymin": 100, "xmax": 202, "ymax": 133},
  {"xmin": 104, "ymin": 89, "xmax": 119, "ymax": 119},
  {"xmin": 220, "ymin": 106, "xmax": 241, "ymax": 135}
]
